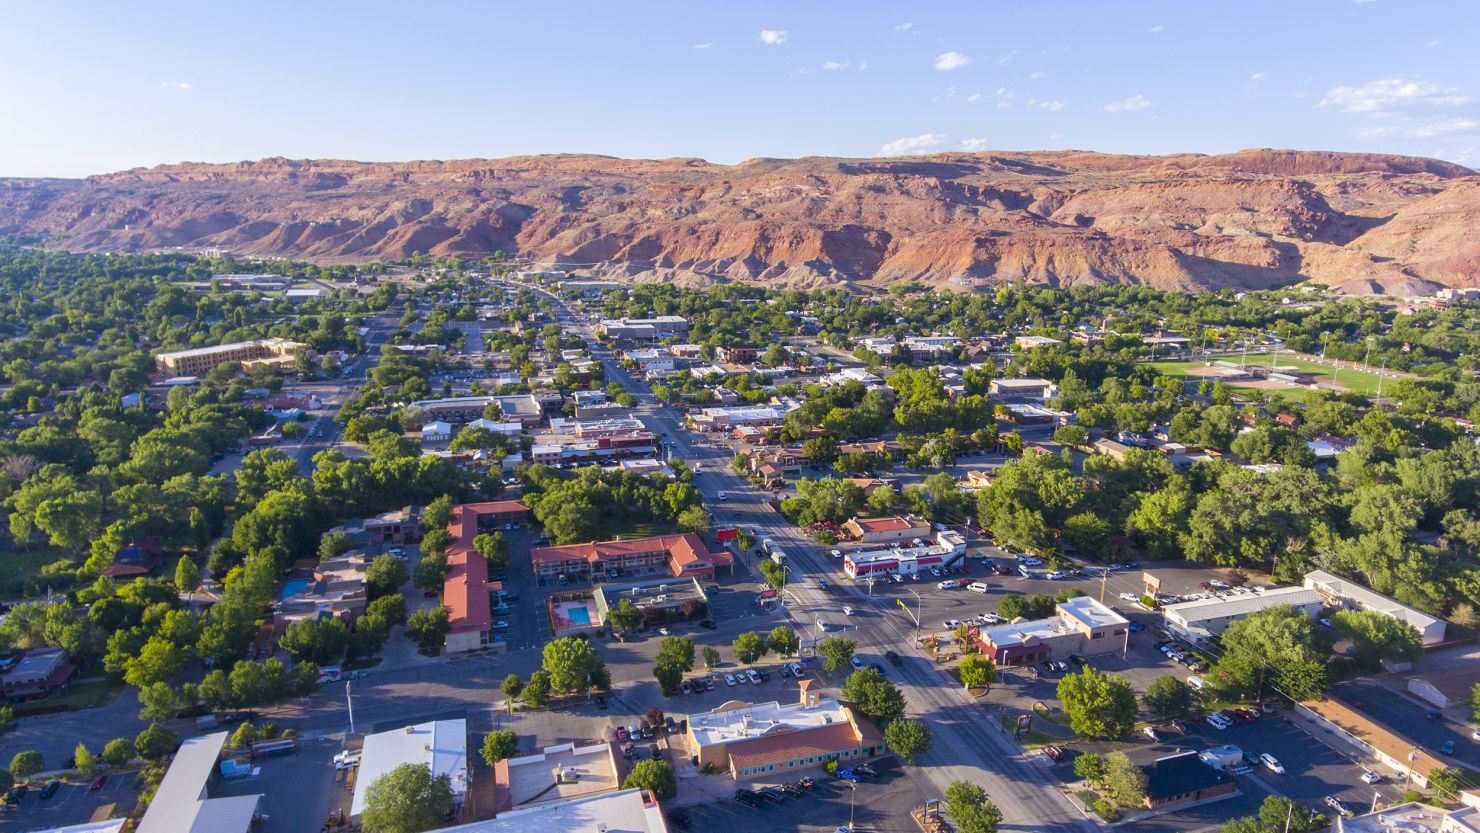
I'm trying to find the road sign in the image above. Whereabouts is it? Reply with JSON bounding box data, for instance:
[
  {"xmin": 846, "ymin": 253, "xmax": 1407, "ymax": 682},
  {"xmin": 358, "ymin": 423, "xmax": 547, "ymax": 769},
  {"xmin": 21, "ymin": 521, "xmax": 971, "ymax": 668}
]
[
  {"xmin": 1142, "ymin": 572, "xmax": 1161, "ymax": 596},
  {"xmin": 716, "ymin": 528, "xmax": 738, "ymax": 541}
]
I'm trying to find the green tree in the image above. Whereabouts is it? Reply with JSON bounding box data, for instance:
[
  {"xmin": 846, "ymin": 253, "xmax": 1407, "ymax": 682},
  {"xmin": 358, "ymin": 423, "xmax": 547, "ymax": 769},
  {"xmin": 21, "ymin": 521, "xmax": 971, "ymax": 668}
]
[
  {"xmin": 1428, "ymin": 767, "xmax": 1464, "ymax": 801},
  {"xmin": 622, "ymin": 759, "xmax": 678, "ymax": 800},
  {"xmin": 1212, "ymin": 605, "xmax": 1330, "ymax": 701},
  {"xmin": 1332, "ymin": 609, "xmax": 1423, "ymax": 670},
  {"xmin": 542, "ymin": 637, "xmax": 605, "ymax": 694},
  {"xmin": 480, "ymin": 729, "xmax": 520, "ymax": 766},
  {"xmin": 174, "ymin": 557, "xmax": 202, "ymax": 593},
  {"xmin": 279, "ymin": 617, "xmax": 348, "ymax": 665},
  {"xmin": 958, "ymin": 654, "xmax": 996, "ymax": 692},
  {"xmin": 8, "ymin": 750, "xmax": 42, "ymax": 780},
  {"xmin": 73, "ymin": 742, "xmax": 99, "ymax": 776},
  {"xmin": 819, "ymin": 636, "xmax": 857, "ymax": 672},
  {"xmin": 1142, "ymin": 675, "xmax": 1196, "ymax": 720},
  {"xmin": 0, "ymin": 769, "xmax": 11, "ymax": 795},
  {"xmin": 124, "ymin": 638, "xmax": 190, "ymax": 688},
  {"xmin": 607, "ymin": 598, "xmax": 642, "ymax": 635},
  {"xmin": 500, "ymin": 674, "xmax": 523, "ymax": 707},
  {"xmin": 101, "ymin": 738, "xmax": 135, "ymax": 767},
  {"xmin": 732, "ymin": 631, "xmax": 767, "ymax": 664},
  {"xmin": 366, "ymin": 554, "xmax": 410, "ymax": 597},
  {"xmin": 522, "ymin": 671, "xmax": 552, "ymax": 708},
  {"xmin": 472, "ymin": 532, "xmax": 508, "ymax": 570},
  {"xmin": 944, "ymin": 780, "xmax": 1002, "ymax": 833},
  {"xmin": 653, "ymin": 661, "xmax": 684, "ymax": 696},
  {"xmin": 1074, "ymin": 751, "xmax": 1106, "ymax": 784},
  {"xmin": 1103, "ymin": 751, "xmax": 1147, "ymax": 807},
  {"xmin": 842, "ymin": 668, "xmax": 906, "ymax": 723},
  {"xmin": 405, "ymin": 606, "xmax": 451, "ymax": 656},
  {"xmin": 767, "ymin": 626, "xmax": 800, "ymax": 657},
  {"xmin": 656, "ymin": 636, "xmax": 696, "ymax": 672},
  {"xmin": 360, "ymin": 763, "xmax": 454, "ymax": 833},
  {"xmin": 135, "ymin": 723, "xmax": 178, "ymax": 760},
  {"xmin": 1057, "ymin": 667, "xmax": 1138, "ymax": 739},
  {"xmin": 702, "ymin": 647, "xmax": 721, "ymax": 669},
  {"xmin": 884, "ymin": 718, "xmax": 932, "ymax": 764}
]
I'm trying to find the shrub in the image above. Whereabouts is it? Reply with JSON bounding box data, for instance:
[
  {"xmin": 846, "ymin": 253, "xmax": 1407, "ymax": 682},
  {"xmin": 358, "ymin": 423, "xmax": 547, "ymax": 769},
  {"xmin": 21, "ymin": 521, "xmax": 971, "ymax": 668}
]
[
  {"xmin": 823, "ymin": 758, "xmax": 839, "ymax": 775},
  {"xmin": 1092, "ymin": 798, "xmax": 1119, "ymax": 821}
]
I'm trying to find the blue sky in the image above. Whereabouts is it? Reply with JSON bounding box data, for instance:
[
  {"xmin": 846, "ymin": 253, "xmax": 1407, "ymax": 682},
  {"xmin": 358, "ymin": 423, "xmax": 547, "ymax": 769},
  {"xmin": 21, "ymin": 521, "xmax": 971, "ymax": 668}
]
[{"xmin": 2, "ymin": 1, "xmax": 1477, "ymax": 177}]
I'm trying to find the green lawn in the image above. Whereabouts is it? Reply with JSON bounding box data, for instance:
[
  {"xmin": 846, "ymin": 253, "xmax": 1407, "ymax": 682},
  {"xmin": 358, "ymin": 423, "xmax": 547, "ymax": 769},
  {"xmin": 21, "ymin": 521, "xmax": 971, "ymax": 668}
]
[
  {"xmin": 1146, "ymin": 353, "xmax": 1388, "ymax": 396},
  {"xmin": 0, "ymin": 547, "xmax": 76, "ymax": 597},
  {"xmin": 17, "ymin": 679, "xmax": 125, "ymax": 715}
]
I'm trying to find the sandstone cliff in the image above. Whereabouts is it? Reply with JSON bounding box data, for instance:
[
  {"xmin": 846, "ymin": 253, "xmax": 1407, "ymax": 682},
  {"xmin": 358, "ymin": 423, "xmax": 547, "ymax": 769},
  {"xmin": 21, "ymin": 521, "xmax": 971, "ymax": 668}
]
[{"xmin": 0, "ymin": 148, "xmax": 1474, "ymax": 294}]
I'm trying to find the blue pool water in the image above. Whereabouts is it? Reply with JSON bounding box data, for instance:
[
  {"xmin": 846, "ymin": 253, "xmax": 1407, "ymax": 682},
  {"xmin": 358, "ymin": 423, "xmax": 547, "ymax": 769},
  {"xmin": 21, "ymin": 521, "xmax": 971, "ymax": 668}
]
[
  {"xmin": 565, "ymin": 606, "xmax": 592, "ymax": 625},
  {"xmin": 279, "ymin": 579, "xmax": 310, "ymax": 600}
]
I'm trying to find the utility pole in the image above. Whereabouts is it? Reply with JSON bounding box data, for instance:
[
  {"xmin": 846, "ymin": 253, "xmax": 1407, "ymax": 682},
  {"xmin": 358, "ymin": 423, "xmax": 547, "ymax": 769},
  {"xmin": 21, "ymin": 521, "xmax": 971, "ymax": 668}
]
[
  {"xmin": 346, "ymin": 680, "xmax": 356, "ymax": 735},
  {"xmin": 1099, "ymin": 569, "xmax": 1108, "ymax": 604}
]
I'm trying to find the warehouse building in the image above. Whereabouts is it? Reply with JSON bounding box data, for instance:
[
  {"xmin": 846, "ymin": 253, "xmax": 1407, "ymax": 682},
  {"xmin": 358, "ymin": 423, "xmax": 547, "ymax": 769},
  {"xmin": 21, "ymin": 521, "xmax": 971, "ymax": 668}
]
[
  {"xmin": 351, "ymin": 720, "xmax": 468, "ymax": 821},
  {"xmin": 136, "ymin": 732, "xmax": 263, "ymax": 833},
  {"xmin": 1161, "ymin": 586, "xmax": 1324, "ymax": 644},
  {"xmin": 1303, "ymin": 570, "xmax": 1447, "ymax": 646}
]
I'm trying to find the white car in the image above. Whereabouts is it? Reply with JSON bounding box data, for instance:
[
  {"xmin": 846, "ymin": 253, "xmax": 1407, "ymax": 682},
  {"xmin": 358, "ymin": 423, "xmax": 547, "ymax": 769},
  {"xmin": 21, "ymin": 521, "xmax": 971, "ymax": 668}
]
[
  {"xmin": 891, "ymin": 574, "xmax": 904, "ymax": 583},
  {"xmin": 979, "ymin": 613, "xmax": 1005, "ymax": 625},
  {"xmin": 937, "ymin": 580, "xmax": 958, "ymax": 590},
  {"xmin": 333, "ymin": 751, "xmax": 360, "ymax": 770},
  {"xmin": 716, "ymin": 491, "xmax": 728, "ymax": 500},
  {"xmin": 1259, "ymin": 753, "xmax": 1284, "ymax": 775},
  {"xmin": 746, "ymin": 669, "xmax": 761, "ymax": 684},
  {"xmin": 850, "ymin": 656, "xmax": 865, "ymax": 670},
  {"xmin": 1046, "ymin": 571, "xmax": 1066, "ymax": 580},
  {"xmin": 1206, "ymin": 714, "xmax": 1230, "ymax": 730},
  {"xmin": 944, "ymin": 619, "xmax": 963, "ymax": 629},
  {"xmin": 1119, "ymin": 592, "xmax": 1140, "ymax": 602},
  {"xmin": 842, "ymin": 606, "xmax": 854, "ymax": 616},
  {"xmin": 831, "ymin": 549, "xmax": 842, "ymax": 558},
  {"xmin": 1360, "ymin": 770, "xmax": 1382, "ymax": 784},
  {"xmin": 724, "ymin": 673, "xmax": 736, "ymax": 686}
]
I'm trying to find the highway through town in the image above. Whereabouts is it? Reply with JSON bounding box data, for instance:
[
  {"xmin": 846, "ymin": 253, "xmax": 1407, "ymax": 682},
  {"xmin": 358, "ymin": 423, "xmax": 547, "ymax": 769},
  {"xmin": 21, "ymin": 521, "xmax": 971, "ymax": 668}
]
[{"xmin": 520, "ymin": 281, "xmax": 1096, "ymax": 831}]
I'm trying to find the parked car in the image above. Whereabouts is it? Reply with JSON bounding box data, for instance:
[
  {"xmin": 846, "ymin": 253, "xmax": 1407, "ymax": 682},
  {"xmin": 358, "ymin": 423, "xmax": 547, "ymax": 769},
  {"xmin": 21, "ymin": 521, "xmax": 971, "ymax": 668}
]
[
  {"xmin": 1259, "ymin": 753, "xmax": 1285, "ymax": 774},
  {"xmin": 1043, "ymin": 745, "xmax": 1064, "ymax": 762},
  {"xmin": 724, "ymin": 673, "xmax": 736, "ymax": 686},
  {"xmin": 1206, "ymin": 714, "xmax": 1230, "ymax": 730},
  {"xmin": 855, "ymin": 762, "xmax": 877, "ymax": 776},
  {"xmin": 758, "ymin": 788, "xmax": 785, "ymax": 803},
  {"xmin": 944, "ymin": 619, "xmax": 962, "ymax": 629},
  {"xmin": 789, "ymin": 663, "xmax": 804, "ymax": 677},
  {"xmin": 1118, "ymin": 592, "xmax": 1140, "ymax": 602},
  {"xmin": 39, "ymin": 780, "xmax": 60, "ymax": 800},
  {"xmin": 835, "ymin": 768, "xmax": 861, "ymax": 783},
  {"xmin": 7, "ymin": 785, "xmax": 27, "ymax": 805},
  {"xmin": 1325, "ymin": 796, "xmax": 1355, "ymax": 817},
  {"xmin": 850, "ymin": 656, "xmax": 865, "ymax": 670},
  {"xmin": 1142, "ymin": 726, "xmax": 1160, "ymax": 742},
  {"xmin": 746, "ymin": 669, "xmax": 761, "ymax": 684},
  {"xmin": 699, "ymin": 619, "xmax": 717, "ymax": 630},
  {"xmin": 667, "ymin": 809, "xmax": 693, "ymax": 829},
  {"xmin": 1360, "ymin": 770, "xmax": 1382, "ymax": 784}
]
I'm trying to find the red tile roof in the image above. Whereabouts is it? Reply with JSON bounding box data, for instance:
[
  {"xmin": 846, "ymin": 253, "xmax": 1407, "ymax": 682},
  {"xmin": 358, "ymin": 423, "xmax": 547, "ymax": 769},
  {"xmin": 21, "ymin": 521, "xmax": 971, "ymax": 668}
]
[
  {"xmin": 530, "ymin": 533, "xmax": 733, "ymax": 576},
  {"xmin": 444, "ymin": 550, "xmax": 491, "ymax": 634},
  {"xmin": 447, "ymin": 500, "xmax": 530, "ymax": 557},
  {"xmin": 724, "ymin": 717, "xmax": 878, "ymax": 771}
]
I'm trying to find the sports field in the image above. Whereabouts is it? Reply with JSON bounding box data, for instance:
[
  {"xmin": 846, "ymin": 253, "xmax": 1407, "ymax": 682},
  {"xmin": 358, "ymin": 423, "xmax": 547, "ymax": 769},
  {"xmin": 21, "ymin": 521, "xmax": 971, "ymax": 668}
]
[{"xmin": 1146, "ymin": 353, "xmax": 1389, "ymax": 395}]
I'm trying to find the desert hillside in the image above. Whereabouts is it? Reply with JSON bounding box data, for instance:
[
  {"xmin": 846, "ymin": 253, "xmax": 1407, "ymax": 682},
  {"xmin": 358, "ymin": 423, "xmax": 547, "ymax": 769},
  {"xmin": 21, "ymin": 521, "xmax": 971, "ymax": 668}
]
[{"xmin": 1, "ymin": 148, "xmax": 1476, "ymax": 294}]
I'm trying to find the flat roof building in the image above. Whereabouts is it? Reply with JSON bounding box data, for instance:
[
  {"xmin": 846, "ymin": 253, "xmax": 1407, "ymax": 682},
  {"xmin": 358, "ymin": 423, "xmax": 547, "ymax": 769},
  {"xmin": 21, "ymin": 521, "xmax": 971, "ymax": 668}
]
[
  {"xmin": 136, "ymin": 732, "xmax": 262, "ymax": 833},
  {"xmin": 686, "ymin": 681, "xmax": 884, "ymax": 780},
  {"xmin": 842, "ymin": 515, "xmax": 931, "ymax": 544},
  {"xmin": 1303, "ymin": 570, "xmax": 1446, "ymax": 646},
  {"xmin": 492, "ymin": 740, "xmax": 621, "ymax": 812},
  {"xmin": 432, "ymin": 788, "xmax": 667, "ymax": 833},
  {"xmin": 154, "ymin": 338, "xmax": 306, "ymax": 376},
  {"xmin": 351, "ymin": 720, "xmax": 468, "ymax": 821},
  {"xmin": 1161, "ymin": 586, "xmax": 1324, "ymax": 643},
  {"xmin": 988, "ymin": 377, "xmax": 1057, "ymax": 399},
  {"xmin": 1340, "ymin": 802, "xmax": 1479, "ymax": 833},
  {"xmin": 975, "ymin": 596, "xmax": 1129, "ymax": 666}
]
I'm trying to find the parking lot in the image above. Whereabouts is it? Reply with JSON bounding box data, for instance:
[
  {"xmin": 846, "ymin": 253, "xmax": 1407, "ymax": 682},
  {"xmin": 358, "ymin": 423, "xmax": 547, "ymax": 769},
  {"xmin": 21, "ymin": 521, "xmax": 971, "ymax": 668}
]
[
  {"xmin": 669, "ymin": 756, "xmax": 925, "ymax": 833},
  {"xmin": 0, "ymin": 773, "xmax": 139, "ymax": 833},
  {"xmin": 212, "ymin": 741, "xmax": 341, "ymax": 833}
]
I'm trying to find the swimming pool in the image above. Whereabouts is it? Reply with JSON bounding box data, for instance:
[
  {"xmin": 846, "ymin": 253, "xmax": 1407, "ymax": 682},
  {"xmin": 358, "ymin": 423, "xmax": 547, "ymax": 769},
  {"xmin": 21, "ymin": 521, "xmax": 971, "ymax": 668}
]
[
  {"xmin": 278, "ymin": 578, "xmax": 310, "ymax": 600},
  {"xmin": 565, "ymin": 606, "xmax": 593, "ymax": 625}
]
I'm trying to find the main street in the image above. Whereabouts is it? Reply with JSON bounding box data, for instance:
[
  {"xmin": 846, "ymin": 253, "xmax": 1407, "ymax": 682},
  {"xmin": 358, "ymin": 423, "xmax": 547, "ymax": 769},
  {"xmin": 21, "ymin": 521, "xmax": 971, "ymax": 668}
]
[{"xmin": 522, "ymin": 281, "xmax": 1095, "ymax": 831}]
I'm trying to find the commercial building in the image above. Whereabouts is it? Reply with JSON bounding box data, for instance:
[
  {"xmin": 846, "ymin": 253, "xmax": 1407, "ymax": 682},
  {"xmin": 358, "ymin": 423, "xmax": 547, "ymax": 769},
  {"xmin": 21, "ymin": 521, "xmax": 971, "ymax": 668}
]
[
  {"xmin": 351, "ymin": 720, "xmax": 468, "ymax": 821},
  {"xmin": 530, "ymin": 534, "xmax": 733, "ymax": 581},
  {"xmin": 413, "ymin": 394, "xmax": 545, "ymax": 428},
  {"xmin": 1141, "ymin": 751, "xmax": 1235, "ymax": 808},
  {"xmin": 687, "ymin": 405, "xmax": 788, "ymax": 432},
  {"xmin": 0, "ymin": 648, "xmax": 75, "ymax": 701},
  {"xmin": 1303, "ymin": 570, "xmax": 1447, "ymax": 647},
  {"xmin": 974, "ymin": 596, "xmax": 1129, "ymax": 666},
  {"xmin": 842, "ymin": 515, "xmax": 932, "ymax": 545},
  {"xmin": 136, "ymin": 732, "xmax": 262, "ymax": 833},
  {"xmin": 422, "ymin": 420, "xmax": 454, "ymax": 443},
  {"xmin": 1295, "ymin": 698, "xmax": 1441, "ymax": 789},
  {"xmin": 988, "ymin": 377, "xmax": 1058, "ymax": 400},
  {"xmin": 432, "ymin": 788, "xmax": 668, "ymax": 833},
  {"xmin": 686, "ymin": 681, "xmax": 884, "ymax": 780},
  {"xmin": 1161, "ymin": 586, "xmax": 1324, "ymax": 643},
  {"xmin": 1341, "ymin": 802, "xmax": 1479, "ymax": 833},
  {"xmin": 529, "ymin": 433, "xmax": 657, "ymax": 466},
  {"xmin": 154, "ymin": 338, "xmax": 307, "ymax": 376},
  {"xmin": 491, "ymin": 740, "xmax": 621, "ymax": 812},
  {"xmin": 841, "ymin": 531, "xmax": 968, "ymax": 579},
  {"xmin": 598, "ymin": 316, "xmax": 689, "ymax": 342},
  {"xmin": 592, "ymin": 577, "xmax": 710, "ymax": 629},
  {"xmin": 1014, "ymin": 335, "xmax": 1063, "ymax": 350},
  {"xmin": 1002, "ymin": 403, "xmax": 1075, "ymax": 426}
]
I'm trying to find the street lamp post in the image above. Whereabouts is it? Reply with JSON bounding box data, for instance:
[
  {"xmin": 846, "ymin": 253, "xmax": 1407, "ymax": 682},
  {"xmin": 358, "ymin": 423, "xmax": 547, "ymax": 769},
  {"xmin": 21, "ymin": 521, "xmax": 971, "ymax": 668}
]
[
  {"xmin": 1403, "ymin": 748, "xmax": 1420, "ymax": 794},
  {"xmin": 848, "ymin": 782, "xmax": 857, "ymax": 831}
]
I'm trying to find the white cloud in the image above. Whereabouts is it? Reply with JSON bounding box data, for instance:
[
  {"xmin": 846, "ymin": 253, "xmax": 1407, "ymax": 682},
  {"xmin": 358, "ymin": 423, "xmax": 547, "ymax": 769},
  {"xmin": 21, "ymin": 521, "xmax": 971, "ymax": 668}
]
[
  {"xmin": 960, "ymin": 138, "xmax": 989, "ymax": 151},
  {"xmin": 934, "ymin": 51, "xmax": 973, "ymax": 71},
  {"xmin": 1426, "ymin": 40, "xmax": 1440, "ymax": 48},
  {"xmin": 879, "ymin": 133, "xmax": 951, "ymax": 156},
  {"xmin": 1027, "ymin": 99, "xmax": 1066, "ymax": 111},
  {"xmin": 693, "ymin": 42, "xmax": 712, "ymax": 50},
  {"xmin": 998, "ymin": 49, "xmax": 1019, "ymax": 66},
  {"xmin": 1029, "ymin": 71, "xmax": 1046, "ymax": 80},
  {"xmin": 1250, "ymin": 72, "xmax": 1266, "ymax": 81},
  {"xmin": 161, "ymin": 81, "xmax": 194, "ymax": 91},
  {"xmin": 997, "ymin": 101, "xmax": 1011, "ymax": 109},
  {"xmin": 1049, "ymin": 133, "xmax": 1066, "ymax": 140},
  {"xmin": 894, "ymin": 22, "xmax": 913, "ymax": 31},
  {"xmin": 1104, "ymin": 94, "xmax": 1153, "ymax": 113},
  {"xmin": 811, "ymin": 60, "xmax": 866, "ymax": 72},
  {"xmin": 1355, "ymin": 117, "xmax": 1480, "ymax": 140},
  {"xmin": 1320, "ymin": 78, "xmax": 1466, "ymax": 112},
  {"xmin": 967, "ymin": 93, "xmax": 982, "ymax": 102},
  {"xmin": 759, "ymin": 29, "xmax": 789, "ymax": 46},
  {"xmin": 1148, "ymin": 24, "xmax": 1164, "ymax": 32}
]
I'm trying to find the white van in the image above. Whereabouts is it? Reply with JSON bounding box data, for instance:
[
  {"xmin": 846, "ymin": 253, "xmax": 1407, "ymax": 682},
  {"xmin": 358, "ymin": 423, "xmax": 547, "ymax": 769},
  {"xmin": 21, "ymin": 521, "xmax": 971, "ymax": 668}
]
[
  {"xmin": 1187, "ymin": 675, "xmax": 1205, "ymax": 690},
  {"xmin": 967, "ymin": 582, "xmax": 991, "ymax": 593}
]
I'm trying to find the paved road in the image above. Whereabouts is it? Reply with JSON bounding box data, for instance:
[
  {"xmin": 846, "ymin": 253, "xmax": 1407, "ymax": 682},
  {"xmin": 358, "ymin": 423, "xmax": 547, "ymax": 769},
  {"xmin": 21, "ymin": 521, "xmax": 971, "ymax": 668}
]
[{"xmin": 512, "ymin": 280, "xmax": 1096, "ymax": 831}]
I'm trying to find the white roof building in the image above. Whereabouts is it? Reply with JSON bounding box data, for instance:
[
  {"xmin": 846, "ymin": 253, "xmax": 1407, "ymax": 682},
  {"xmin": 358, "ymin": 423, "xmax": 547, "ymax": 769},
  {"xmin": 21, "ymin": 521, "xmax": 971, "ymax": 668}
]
[
  {"xmin": 1303, "ymin": 570, "xmax": 1446, "ymax": 646},
  {"xmin": 31, "ymin": 821, "xmax": 129, "ymax": 833},
  {"xmin": 136, "ymin": 732, "xmax": 261, "ymax": 833},
  {"xmin": 1162, "ymin": 586, "xmax": 1324, "ymax": 642},
  {"xmin": 351, "ymin": 719, "xmax": 468, "ymax": 821},
  {"xmin": 433, "ymin": 789, "xmax": 667, "ymax": 833}
]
